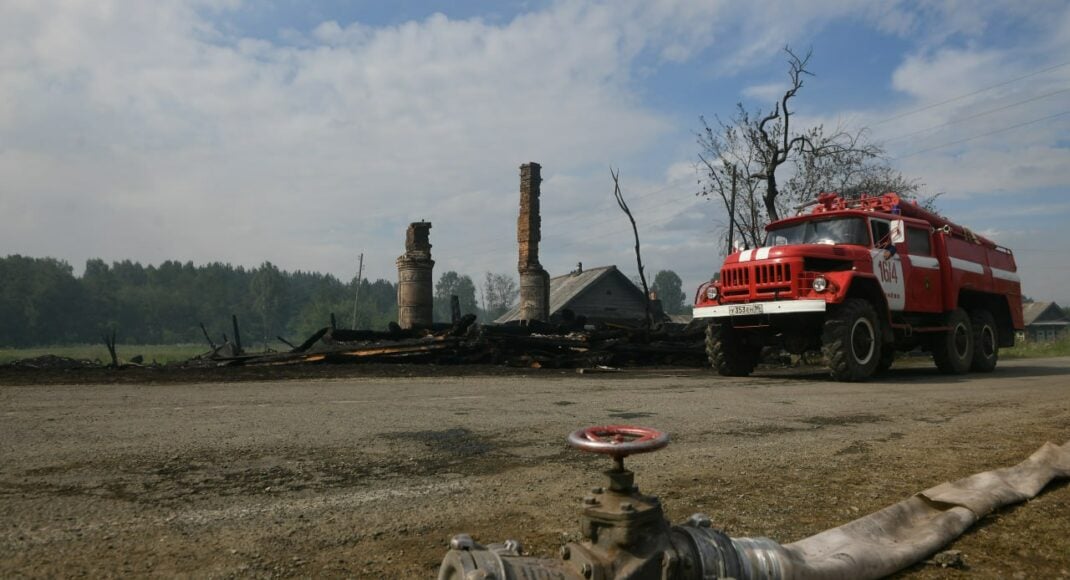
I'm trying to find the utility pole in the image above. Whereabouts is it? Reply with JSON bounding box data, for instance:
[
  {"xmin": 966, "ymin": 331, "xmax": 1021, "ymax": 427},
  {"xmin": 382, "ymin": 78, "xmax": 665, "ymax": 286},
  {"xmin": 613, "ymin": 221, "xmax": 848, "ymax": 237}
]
[
  {"xmin": 350, "ymin": 252, "xmax": 364, "ymax": 329},
  {"xmin": 727, "ymin": 165, "xmax": 738, "ymax": 253}
]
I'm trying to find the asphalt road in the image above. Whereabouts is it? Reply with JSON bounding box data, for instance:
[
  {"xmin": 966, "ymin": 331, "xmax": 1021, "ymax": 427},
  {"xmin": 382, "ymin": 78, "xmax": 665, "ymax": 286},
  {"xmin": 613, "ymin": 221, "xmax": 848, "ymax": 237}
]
[{"xmin": 2, "ymin": 358, "xmax": 1069, "ymax": 578}]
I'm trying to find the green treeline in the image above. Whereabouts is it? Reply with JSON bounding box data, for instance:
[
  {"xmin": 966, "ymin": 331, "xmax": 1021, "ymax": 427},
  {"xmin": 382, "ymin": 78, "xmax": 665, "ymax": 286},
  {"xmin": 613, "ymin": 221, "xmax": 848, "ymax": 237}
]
[
  {"xmin": 0, "ymin": 255, "xmax": 693, "ymax": 348},
  {"xmin": 0, "ymin": 255, "xmax": 398, "ymax": 347}
]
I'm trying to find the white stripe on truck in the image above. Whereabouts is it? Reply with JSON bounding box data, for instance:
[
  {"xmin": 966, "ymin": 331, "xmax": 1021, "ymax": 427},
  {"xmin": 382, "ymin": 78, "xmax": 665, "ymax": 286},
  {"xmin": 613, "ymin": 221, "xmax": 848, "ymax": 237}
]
[
  {"xmin": 908, "ymin": 255, "xmax": 940, "ymax": 269},
  {"xmin": 990, "ymin": 267, "xmax": 1020, "ymax": 282},
  {"xmin": 949, "ymin": 257, "xmax": 985, "ymax": 274}
]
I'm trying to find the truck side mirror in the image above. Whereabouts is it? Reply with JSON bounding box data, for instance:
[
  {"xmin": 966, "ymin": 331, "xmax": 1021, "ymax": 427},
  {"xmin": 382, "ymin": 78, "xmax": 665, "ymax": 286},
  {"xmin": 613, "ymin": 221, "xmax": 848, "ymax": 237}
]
[
  {"xmin": 732, "ymin": 239, "xmax": 746, "ymax": 252},
  {"xmin": 890, "ymin": 219, "xmax": 906, "ymax": 245}
]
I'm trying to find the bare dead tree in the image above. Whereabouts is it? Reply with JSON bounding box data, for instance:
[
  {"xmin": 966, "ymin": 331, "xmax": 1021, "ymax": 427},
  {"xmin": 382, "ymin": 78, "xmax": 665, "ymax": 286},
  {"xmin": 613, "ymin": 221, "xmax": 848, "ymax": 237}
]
[
  {"xmin": 698, "ymin": 46, "xmax": 892, "ymax": 248},
  {"xmin": 752, "ymin": 47, "xmax": 826, "ymax": 222},
  {"xmin": 612, "ymin": 168, "xmax": 651, "ymax": 327}
]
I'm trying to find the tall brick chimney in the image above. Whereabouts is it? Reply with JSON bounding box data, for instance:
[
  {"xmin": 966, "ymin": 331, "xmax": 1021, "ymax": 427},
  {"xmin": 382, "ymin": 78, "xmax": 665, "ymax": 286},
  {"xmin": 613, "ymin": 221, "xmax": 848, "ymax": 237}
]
[
  {"xmin": 517, "ymin": 163, "xmax": 550, "ymax": 322},
  {"xmin": 396, "ymin": 221, "xmax": 434, "ymax": 329}
]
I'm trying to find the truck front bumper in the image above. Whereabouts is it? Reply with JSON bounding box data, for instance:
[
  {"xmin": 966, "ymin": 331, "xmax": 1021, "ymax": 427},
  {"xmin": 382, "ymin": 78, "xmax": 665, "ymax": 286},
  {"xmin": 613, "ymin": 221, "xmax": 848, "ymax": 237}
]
[{"xmin": 693, "ymin": 299, "xmax": 827, "ymax": 319}]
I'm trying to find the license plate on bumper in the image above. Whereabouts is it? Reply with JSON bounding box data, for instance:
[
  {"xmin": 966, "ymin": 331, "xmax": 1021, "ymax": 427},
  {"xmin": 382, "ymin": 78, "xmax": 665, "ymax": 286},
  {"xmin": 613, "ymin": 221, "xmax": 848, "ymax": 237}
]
[{"xmin": 729, "ymin": 304, "xmax": 764, "ymax": 316}]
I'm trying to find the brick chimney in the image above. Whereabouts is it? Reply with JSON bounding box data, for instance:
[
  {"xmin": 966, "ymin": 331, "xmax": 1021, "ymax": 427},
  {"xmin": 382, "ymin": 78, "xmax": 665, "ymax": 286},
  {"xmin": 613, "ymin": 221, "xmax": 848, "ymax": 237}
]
[
  {"xmin": 517, "ymin": 163, "xmax": 549, "ymax": 322},
  {"xmin": 396, "ymin": 221, "xmax": 434, "ymax": 329}
]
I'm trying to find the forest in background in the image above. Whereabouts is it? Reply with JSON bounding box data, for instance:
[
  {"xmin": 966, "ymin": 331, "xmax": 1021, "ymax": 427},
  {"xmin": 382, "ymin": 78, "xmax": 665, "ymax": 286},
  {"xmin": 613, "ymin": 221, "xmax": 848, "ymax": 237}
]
[
  {"xmin": 0, "ymin": 255, "xmax": 691, "ymax": 348},
  {"xmin": 0, "ymin": 255, "xmax": 396, "ymax": 347},
  {"xmin": 1, "ymin": 255, "xmax": 399, "ymax": 348}
]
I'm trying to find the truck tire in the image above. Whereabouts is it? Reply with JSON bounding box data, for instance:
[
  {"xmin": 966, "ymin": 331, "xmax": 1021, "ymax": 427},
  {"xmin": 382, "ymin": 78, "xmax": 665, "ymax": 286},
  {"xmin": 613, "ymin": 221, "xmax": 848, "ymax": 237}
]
[
  {"xmin": 932, "ymin": 308, "xmax": 973, "ymax": 374},
  {"xmin": 705, "ymin": 322, "xmax": 760, "ymax": 377},
  {"xmin": 822, "ymin": 298, "xmax": 882, "ymax": 382},
  {"xmin": 970, "ymin": 309, "xmax": 999, "ymax": 372}
]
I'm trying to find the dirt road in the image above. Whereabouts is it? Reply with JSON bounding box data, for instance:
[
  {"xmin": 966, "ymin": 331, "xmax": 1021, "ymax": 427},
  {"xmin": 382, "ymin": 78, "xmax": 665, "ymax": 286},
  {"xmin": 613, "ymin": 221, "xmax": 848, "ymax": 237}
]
[{"xmin": 2, "ymin": 359, "xmax": 1069, "ymax": 579}]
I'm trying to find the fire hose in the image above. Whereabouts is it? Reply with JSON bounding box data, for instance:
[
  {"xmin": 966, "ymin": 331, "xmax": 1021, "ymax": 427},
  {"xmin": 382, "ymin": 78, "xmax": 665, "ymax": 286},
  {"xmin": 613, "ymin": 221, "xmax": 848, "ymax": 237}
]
[{"xmin": 438, "ymin": 425, "xmax": 1070, "ymax": 580}]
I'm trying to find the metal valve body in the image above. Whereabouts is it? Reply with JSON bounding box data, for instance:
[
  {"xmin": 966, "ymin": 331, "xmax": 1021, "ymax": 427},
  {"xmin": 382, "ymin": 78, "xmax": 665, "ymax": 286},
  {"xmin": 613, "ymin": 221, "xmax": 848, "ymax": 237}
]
[{"xmin": 437, "ymin": 426, "xmax": 765, "ymax": 580}]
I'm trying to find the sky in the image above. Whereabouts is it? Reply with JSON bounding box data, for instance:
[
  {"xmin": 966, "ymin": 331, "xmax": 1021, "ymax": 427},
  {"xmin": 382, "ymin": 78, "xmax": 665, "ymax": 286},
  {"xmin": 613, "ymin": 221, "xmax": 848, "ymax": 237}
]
[{"xmin": 2, "ymin": 0, "xmax": 1069, "ymax": 305}]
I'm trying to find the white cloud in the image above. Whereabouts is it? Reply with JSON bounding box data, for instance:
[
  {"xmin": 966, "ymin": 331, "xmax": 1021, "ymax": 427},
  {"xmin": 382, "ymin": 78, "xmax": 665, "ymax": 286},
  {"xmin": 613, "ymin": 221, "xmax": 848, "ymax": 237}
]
[
  {"xmin": 0, "ymin": 0, "xmax": 729, "ymax": 282},
  {"xmin": 890, "ymin": 48, "xmax": 1012, "ymax": 103},
  {"xmin": 741, "ymin": 82, "xmax": 788, "ymax": 101}
]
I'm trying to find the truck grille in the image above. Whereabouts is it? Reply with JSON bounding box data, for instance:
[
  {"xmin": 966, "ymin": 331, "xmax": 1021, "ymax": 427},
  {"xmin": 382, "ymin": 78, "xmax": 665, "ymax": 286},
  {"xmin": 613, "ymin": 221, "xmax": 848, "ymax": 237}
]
[
  {"xmin": 720, "ymin": 262, "xmax": 794, "ymax": 297},
  {"xmin": 722, "ymin": 266, "xmax": 749, "ymax": 288},
  {"xmin": 755, "ymin": 263, "xmax": 792, "ymax": 288}
]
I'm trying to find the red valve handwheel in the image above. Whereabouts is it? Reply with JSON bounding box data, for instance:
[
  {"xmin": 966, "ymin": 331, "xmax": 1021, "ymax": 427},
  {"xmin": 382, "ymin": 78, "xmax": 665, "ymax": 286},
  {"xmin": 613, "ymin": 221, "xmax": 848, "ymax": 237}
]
[{"xmin": 566, "ymin": 425, "xmax": 669, "ymax": 459}]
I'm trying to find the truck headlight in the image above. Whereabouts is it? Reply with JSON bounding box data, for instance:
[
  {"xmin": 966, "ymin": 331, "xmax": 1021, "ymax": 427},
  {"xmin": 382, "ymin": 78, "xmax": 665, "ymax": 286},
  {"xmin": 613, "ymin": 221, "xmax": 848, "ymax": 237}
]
[
  {"xmin": 812, "ymin": 276, "xmax": 828, "ymax": 293},
  {"xmin": 706, "ymin": 286, "xmax": 719, "ymax": 300}
]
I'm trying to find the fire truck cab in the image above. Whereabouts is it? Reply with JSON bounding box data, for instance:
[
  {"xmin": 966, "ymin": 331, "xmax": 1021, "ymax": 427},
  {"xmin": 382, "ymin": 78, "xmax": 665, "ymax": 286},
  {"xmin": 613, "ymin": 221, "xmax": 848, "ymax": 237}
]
[{"xmin": 693, "ymin": 192, "xmax": 1024, "ymax": 381}]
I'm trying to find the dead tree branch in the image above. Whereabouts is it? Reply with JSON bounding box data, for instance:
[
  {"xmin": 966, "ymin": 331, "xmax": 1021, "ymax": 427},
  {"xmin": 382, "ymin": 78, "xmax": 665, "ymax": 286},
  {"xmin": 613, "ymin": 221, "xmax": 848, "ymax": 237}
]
[
  {"xmin": 277, "ymin": 336, "xmax": 297, "ymax": 350},
  {"xmin": 199, "ymin": 322, "xmax": 217, "ymax": 351},
  {"xmin": 612, "ymin": 168, "xmax": 652, "ymax": 327}
]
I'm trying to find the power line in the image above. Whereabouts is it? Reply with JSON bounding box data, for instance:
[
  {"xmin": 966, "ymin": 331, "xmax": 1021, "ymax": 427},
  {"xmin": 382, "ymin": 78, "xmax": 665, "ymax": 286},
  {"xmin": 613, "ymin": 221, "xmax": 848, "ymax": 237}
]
[
  {"xmin": 892, "ymin": 110, "xmax": 1070, "ymax": 159},
  {"xmin": 881, "ymin": 87, "xmax": 1070, "ymax": 144},
  {"xmin": 872, "ymin": 59, "xmax": 1070, "ymax": 126}
]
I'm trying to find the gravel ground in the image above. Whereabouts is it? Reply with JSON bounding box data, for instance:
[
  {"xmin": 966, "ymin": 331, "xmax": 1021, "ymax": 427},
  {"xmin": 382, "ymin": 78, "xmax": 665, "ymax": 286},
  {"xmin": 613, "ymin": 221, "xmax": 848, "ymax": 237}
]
[{"xmin": 1, "ymin": 358, "xmax": 1068, "ymax": 579}]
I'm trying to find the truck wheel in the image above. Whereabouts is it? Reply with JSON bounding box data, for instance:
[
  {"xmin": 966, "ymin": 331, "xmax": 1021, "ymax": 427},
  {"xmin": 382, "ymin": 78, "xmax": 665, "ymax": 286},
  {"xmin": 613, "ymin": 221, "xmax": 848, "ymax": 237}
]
[
  {"xmin": 932, "ymin": 308, "xmax": 973, "ymax": 374},
  {"xmin": 705, "ymin": 322, "xmax": 760, "ymax": 377},
  {"xmin": 822, "ymin": 298, "xmax": 882, "ymax": 382},
  {"xmin": 970, "ymin": 310, "xmax": 998, "ymax": 372},
  {"xmin": 876, "ymin": 346, "xmax": 895, "ymax": 374}
]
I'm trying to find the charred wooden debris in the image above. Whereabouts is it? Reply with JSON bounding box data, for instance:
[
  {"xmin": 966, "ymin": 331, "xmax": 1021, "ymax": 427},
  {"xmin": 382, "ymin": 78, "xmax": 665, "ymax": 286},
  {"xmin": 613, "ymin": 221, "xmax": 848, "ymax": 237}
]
[
  {"xmin": 187, "ymin": 161, "xmax": 707, "ymax": 370},
  {"xmin": 200, "ymin": 316, "xmax": 707, "ymax": 369}
]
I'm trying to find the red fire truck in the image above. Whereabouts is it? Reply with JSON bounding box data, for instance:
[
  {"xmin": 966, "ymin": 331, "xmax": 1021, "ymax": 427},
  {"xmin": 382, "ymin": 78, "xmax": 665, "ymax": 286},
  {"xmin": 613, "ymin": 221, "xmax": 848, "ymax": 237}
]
[{"xmin": 693, "ymin": 192, "xmax": 1024, "ymax": 381}]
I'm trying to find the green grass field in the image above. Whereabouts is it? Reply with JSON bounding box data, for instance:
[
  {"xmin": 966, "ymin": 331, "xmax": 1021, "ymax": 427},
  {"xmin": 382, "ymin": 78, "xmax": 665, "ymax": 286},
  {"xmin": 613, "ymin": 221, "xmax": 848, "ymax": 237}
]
[
  {"xmin": 0, "ymin": 344, "xmax": 209, "ymax": 365},
  {"xmin": 1002, "ymin": 335, "xmax": 1070, "ymax": 359}
]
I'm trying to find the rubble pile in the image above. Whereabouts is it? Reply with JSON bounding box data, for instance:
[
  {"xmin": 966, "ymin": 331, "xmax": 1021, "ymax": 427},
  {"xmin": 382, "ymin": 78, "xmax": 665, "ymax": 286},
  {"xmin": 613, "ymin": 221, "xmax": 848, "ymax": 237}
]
[
  {"xmin": 202, "ymin": 317, "xmax": 708, "ymax": 369},
  {"xmin": 2, "ymin": 354, "xmax": 104, "ymax": 370}
]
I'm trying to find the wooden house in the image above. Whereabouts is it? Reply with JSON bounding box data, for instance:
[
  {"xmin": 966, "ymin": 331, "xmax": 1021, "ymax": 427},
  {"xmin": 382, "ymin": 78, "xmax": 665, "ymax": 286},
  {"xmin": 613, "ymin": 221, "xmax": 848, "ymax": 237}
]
[
  {"xmin": 495, "ymin": 265, "xmax": 662, "ymax": 325},
  {"xmin": 1020, "ymin": 301, "xmax": 1069, "ymax": 342}
]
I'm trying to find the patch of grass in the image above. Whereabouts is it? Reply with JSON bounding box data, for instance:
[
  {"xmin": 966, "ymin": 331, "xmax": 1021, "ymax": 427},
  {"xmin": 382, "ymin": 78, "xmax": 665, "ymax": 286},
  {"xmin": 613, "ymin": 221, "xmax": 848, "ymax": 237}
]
[
  {"xmin": 1002, "ymin": 336, "xmax": 1070, "ymax": 359},
  {"xmin": 0, "ymin": 344, "xmax": 207, "ymax": 365}
]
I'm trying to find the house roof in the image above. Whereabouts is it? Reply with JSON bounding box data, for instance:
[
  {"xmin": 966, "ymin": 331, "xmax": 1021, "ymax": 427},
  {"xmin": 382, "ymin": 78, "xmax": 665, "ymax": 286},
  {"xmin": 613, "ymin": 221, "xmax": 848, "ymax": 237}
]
[
  {"xmin": 1022, "ymin": 301, "xmax": 1069, "ymax": 326},
  {"xmin": 494, "ymin": 265, "xmax": 645, "ymax": 323}
]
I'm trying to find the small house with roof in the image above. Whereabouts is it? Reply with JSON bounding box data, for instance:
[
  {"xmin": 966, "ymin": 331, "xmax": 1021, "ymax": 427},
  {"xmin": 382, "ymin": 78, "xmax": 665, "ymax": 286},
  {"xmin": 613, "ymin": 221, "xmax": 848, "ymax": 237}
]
[
  {"xmin": 495, "ymin": 264, "xmax": 663, "ymax": 325},
  {"xmin": 1020, "ymin": 301, "xmax": 1069, "ymax": 342}
]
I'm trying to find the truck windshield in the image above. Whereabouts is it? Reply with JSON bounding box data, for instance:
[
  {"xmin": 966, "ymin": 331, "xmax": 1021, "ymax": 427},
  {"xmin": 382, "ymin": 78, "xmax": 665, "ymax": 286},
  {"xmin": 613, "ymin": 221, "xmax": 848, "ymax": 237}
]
[{"xmin": 765, "ymin": 217, "xmax": 868, "ymax": 247}]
